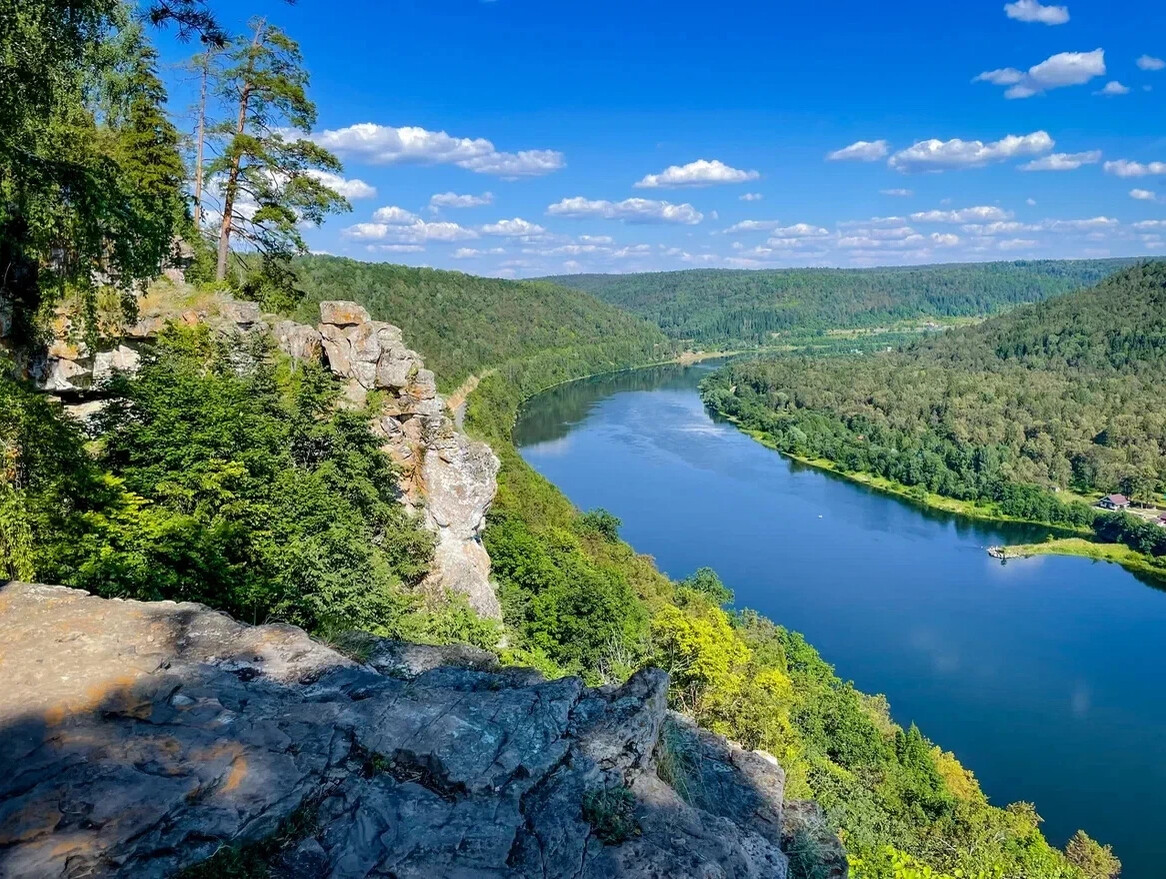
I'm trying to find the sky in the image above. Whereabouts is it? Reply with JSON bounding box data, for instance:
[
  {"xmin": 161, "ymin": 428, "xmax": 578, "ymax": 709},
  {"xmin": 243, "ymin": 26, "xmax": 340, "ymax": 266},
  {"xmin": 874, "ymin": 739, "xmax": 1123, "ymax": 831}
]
[{"xmin": 156, "ymin": 0, "xmax": 1166, "ymax": 277}]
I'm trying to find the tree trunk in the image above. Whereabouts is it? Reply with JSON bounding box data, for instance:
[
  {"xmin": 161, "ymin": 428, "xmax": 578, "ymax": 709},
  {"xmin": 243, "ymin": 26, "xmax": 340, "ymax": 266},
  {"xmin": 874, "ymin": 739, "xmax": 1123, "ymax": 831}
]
[
  {"xmin": 192, "ymin": 52, "xmax": 210, "ymax": 231},
  {"xmin": 215, "ymin": 24, "xmax": 263, "ymax": 282}
]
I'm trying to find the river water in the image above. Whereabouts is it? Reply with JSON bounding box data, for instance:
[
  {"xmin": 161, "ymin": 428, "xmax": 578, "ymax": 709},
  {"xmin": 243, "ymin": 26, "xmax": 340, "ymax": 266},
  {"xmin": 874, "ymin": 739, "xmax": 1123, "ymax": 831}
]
[{"xmin": 514, "ymin": 362, "xmax": 1166, "ymax": 877}]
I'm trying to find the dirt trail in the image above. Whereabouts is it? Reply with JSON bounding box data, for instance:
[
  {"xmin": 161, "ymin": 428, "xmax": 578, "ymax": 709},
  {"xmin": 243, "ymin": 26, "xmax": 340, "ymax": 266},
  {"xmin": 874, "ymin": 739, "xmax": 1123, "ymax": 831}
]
[{"xmin": 445, "ymin": 369, "xmax": 495, "ymax": 428}]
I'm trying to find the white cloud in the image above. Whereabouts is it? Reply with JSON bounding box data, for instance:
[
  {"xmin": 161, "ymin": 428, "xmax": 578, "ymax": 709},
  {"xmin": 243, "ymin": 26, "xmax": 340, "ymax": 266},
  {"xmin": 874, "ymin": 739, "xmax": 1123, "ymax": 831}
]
[
  {"xmin": 371, "ymin": 205, "xmax": 418, "ymax": 224},
  {"xmin": 479, "ymin": 217, "xmax": 548, "ymax": 238},
  {"xmin": 635, "ymin": 159, "xmax": 759, "ymax": 188},
  {"xmin": 1044, "ymin": 216, "xmax": 1118, "ymax": 230},
  {"xmin": 1104, "ymin": 159, "xmax": 1166, "ymax": 177},
  {"xmin": 961, "ymin": 220, "xmax": 1039, "ymax": 234},
  {"xmin": 342, "ymin": 219, "xmax": 478, "ymax": 243},
  {"xmin": 827, "ymin": 140, "xmax": 889, "ymax": 162},
  {"xmin": 1004, "ymin": 0, "xmax": 1069, "ymax": 25},
  {"xmin": 1132, "ymin": 220, "xmax": 1166, "ymax": 230},
  {"xmin": 1130, "ymin": 188, "xmax": 1159, "ymax": 201},
  {"xmin": 881, "ymin": 188, "xmax": 913, "ymax": 197},
  {"xmin": 1018, "ymin": 150, "xmax": 1102, "ymax": 171},
  {"xmin": 451, "ymin": 247, "xmax": 506, "ymax": 259},
  {"xmin": 975, "ymin": 49, "xmax": 1105, "ymax": 99},
  {"xmin": 430, "ymin": 191, "xmax": 493, "ymax": 208},
  {"xmin": 998, "ymin": 238, "xmax": 1040, "ymax": 250},
  {"xmin": 1027, "ymin": 198, "xmax": 1038, "ymax": 206},
  {"xmin": 1137, "ymin": 55, "xmax": 1166, "ymax": 71},
  {"xmin": 930, "ymin": 233, "xmax": 961, "ymax": 247},
  {"xmin": 304, "ymin": 170, "xmax": 377, "ymax": 199},
  {"xmin": 722, "ymin": 219, "xmax": 782, "ymax": 233},
  {"xmin": 889, "ymin": 131, "xmax": 1053, "ymax": 172},
  {"xmin": 368, "ymin": 244, "xmax": 425, "ymax": 253},
  {"xmin": 837, "ymin": 216, "xmax": 909, "ymax": 227},
  {"xmin": 769, "ymin": 223, "xmax": 831, "ymax": 238},
  {"xmin": 547, "ymin": 197, "xmax": 704, "ymax": 224},
  {"xmin": 911, "ymin": 206, "xmax": 1013, "ymax": 223},
  {"xmin": 1096, "ymin": 81, "xmax": 1130, "ymax": 96},
  {"xmin": 578, "ymin": 234, "xmax": 614, "ymax": 244},
  {"xmin": 739, "ymin": 192, "xmax": 763, "ymax": 201},
  {"xmin": 311, "ymin": 123, "xmax": 564, "ymax": 177}
]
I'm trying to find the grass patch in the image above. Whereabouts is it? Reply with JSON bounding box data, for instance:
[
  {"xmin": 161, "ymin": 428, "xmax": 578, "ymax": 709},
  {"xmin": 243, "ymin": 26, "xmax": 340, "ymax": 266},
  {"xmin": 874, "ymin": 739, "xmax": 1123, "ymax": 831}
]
[
  {"xmin": 1002, "ymin": 537, "xmax": 1166, "ymax": 583},
  {"xmin": 655, "ymin": 719, "xmax": 706, "ymax": 809},
  {"xmin": 177, "ymin": 797, "xmax": 322, "ymax": 879},
  {"xmin": 582, "ymin": 783, "xmax": 640, "ymax": 845}
]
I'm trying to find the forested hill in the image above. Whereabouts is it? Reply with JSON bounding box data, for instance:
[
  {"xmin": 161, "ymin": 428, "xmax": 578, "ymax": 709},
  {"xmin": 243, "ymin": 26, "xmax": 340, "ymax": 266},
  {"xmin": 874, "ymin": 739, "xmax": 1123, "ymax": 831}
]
[
  {"xmin": 545, "ymin": 258, "xmax": 1140, "ymax": 347},
  {"xmin": 703, "ymin": 261, "xmax": 1166, "ymax": 523},
  {"xmin": 293, "ymin": 256, "xmax": 673, "ymax": 390},
  {"xmin": 915, "ymin": 260, "xmax": 1166, "ymax": 373}
]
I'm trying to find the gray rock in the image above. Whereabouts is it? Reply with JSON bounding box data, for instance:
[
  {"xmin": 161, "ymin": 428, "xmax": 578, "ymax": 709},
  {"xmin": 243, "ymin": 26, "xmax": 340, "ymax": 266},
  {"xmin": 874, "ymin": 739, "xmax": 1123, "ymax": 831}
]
[
  {"xmin": 320, "ymin": 300, "xmax": 371, "ymax": 327},
  {"xmin": 92, "ymin": 345, "xmax": 141, "ymax": 384},
  {"xmin": 272, "ymin": 320, "xmax": 323, "ymax": 362},
  {"xmin": 0, "ymin": 584, "xmax": 805, "ymax": 878},
  {"xmin": 221, "ymin": 299, "xmax": 261, "ymax": 328},
  {"xmin": 37, "ymin": 356, "xmax": 91, "ymax": 392}
]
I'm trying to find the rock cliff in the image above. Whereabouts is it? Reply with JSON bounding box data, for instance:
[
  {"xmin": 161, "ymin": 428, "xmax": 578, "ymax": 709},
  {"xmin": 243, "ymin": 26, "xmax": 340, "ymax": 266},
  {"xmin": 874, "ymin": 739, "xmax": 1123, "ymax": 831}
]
[
  {"xmin": 24, "ymin": 293, "xmax": 502, "ymax": 619},
  {"xmin": 0, "ymin": 582, "xmax": 798, "ymax": 878},
  {"xmin": 277, "ymin": 301, "xmax": 501, "ymax": 619}
]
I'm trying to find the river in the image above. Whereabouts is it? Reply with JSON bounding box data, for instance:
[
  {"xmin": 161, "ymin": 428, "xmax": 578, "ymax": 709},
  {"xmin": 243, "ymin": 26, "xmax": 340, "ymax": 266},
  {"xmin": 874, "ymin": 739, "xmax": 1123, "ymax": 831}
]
[{"xmin": 513, "ymin": 361, "xmax": 1166, "ymax": 878}]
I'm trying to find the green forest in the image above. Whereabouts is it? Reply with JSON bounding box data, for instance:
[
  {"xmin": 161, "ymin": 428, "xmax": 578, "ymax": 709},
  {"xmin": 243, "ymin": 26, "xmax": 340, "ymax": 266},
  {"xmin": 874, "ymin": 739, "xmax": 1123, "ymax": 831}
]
[
  {"xmin": 0, "ymin": 2, "xmax": 1123, "ymax": 877},
  {"xmin": 702, "ymin": 262, "xmax": 1166, "ymax": 562},
  {"xmin": 547, "ymin": 260, "xmax": 1138, "ymax": 348}
]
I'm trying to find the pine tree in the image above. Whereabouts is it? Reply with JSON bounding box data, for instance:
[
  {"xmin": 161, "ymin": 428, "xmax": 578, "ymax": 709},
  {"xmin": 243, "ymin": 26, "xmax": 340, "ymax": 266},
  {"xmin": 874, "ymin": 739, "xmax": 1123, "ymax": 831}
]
[{"xmin": 208, "ymin": 18, "xmax": 349, "ymax": 305}]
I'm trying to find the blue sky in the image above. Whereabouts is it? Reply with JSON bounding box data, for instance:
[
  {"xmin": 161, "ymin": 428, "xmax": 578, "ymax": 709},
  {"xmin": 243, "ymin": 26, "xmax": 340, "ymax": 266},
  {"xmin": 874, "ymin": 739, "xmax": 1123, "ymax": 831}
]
[{"xmin": 157, "ymin": 0, "xmax": 1166, "ymax": 276}]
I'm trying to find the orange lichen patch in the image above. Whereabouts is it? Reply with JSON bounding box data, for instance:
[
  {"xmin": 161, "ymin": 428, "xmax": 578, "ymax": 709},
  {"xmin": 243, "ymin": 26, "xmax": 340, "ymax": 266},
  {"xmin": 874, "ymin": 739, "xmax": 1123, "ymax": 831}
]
[
  {"xmin": 50, "ymin": 833, "xmax": 95, "ymax": 859},
  {"xmin": 42, "ymin": 672, "xmax": 147, "ymax": 727},
  {"xmin": 222, "ymin": 755, "xmax": 248, "ymax": 793}
]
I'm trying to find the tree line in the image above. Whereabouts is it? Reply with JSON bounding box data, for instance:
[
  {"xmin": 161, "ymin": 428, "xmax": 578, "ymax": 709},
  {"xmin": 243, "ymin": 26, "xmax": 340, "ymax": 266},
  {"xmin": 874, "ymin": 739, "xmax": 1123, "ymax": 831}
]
[
  {"xmin": 548, "ymin": 260, "xmax": 1141, "ymax": 348},
  {"xmin": 703, "ymin": 262, "xmax": 1166, "ymax": 556}
]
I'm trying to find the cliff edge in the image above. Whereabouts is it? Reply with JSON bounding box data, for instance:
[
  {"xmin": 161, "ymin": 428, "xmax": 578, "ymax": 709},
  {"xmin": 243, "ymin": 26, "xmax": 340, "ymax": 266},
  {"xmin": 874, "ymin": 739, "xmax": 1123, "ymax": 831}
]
[{"xmin": 0, "ymin": 582, "xmax": 802, "ymax": 878}]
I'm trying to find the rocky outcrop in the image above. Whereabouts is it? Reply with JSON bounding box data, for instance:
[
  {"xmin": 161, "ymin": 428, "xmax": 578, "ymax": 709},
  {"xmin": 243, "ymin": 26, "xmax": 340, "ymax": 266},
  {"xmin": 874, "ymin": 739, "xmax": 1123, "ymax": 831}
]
[
  {"xmin": 279, "ymin": 301, "xmax": 501, "ymax": 618},
  {"xmin": 0, "ymin": 583, "xmax": 797, "ymax": 878}
]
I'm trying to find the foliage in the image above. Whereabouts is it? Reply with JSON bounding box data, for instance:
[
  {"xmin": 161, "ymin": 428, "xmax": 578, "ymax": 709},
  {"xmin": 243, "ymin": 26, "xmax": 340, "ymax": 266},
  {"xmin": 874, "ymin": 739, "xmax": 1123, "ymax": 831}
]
[
  {"xmin": 680, "ymin": 565, "xmax": 734, "ymax": 606},
  {"xmin": 578, "ymin": 507, "xmax": 622, "ymax": 541},
  {"xmin": 0, "ymin": 1, "xmax": 187, "ymax": 341},
  {"xmin": 581, "ymin": 784, "xmax": 640, "ymax": 845},
  {"xmin": 1064, "ymin": 831, "xmax": 1121, "ymax": 879},
  {"xmin": 703, "ymin": 263, "xmax": 1166, "ymax": 553},
  {"xmin": 292, "ymin": 256, "xmax": 675, "ymax": 393},
  {"xmin": 547, "ymin": 259, "xmax": 1138, "ymax": 348},
  {"xmin": 207, "ymin": 20, "xmax": 349, "ymax": 304}
]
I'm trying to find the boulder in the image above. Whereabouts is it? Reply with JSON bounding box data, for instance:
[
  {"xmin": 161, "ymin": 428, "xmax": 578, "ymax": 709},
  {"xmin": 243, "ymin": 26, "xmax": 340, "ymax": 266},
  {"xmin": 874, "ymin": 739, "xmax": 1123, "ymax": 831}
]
[
  {"xmin": 272, "ymin": 320, "xmax": 323, "ymax": 362},
  {"xmin": 0, "ymin": 584, "xmax": 801, "ymax": 879},
  {"xmin": 220, "ymin": 299, "xmax": 261, "ymax": 329},
  {"xmin": 320, "ymin": 300, "xmax": 371, "ymax": 327},
  {"xmin": 92, "ymin": 345, "xmax": 141, "ymax": 384}
]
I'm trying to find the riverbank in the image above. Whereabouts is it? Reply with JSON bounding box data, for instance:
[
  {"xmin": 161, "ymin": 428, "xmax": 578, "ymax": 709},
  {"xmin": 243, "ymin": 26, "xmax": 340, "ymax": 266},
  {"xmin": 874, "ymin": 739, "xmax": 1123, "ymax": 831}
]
[
  {"xmin": 992, "ymin": 538, "xmax": 1166, "ymax": 583},
  {"xmin": 720, "ymin": 416, "xmax": 1092, "ymax": 534}
]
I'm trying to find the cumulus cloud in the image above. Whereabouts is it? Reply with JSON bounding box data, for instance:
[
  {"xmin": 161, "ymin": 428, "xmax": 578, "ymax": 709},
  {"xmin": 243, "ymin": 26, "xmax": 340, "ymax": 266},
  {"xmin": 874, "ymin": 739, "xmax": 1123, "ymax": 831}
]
[
  {"xmin": 998, "ymin": 238, "xmax": 1040, "ymax": 250},
  {"xmin": 881, "ymin": 188, "xmax": 913, "ymax": 197},
  {"xmin": 739, "ymin": 192, "xmax": 763, "ymax": 201},
  {"xmin": 1018, "ymin": 150, "xmax": 1102, "ymax": 171},
  {"xmin": 974, "ymin": 49, "xmax": 1105, "ymax": 99},
  {"xmin": 451, "ymin": 247, "xmax": 505, "ymax": 259},
  {"xmin": 1096, "ymin": 81, "xmax": 1130, "ymax": 96},
  {"xmin": 305, "ymin": 170, "xmax": 377, "ymax": 199},
  {"xmin": 1130, "ymin": 188, "xmax": 1159, "ymax": 201},
  {"xmin": 769, "ymin": 223, "xmax": 831, "ymax": 238},
  {"xmin": 547, "ymin": 197, "xmax": 704, "ymax": 224},
  {"xmin": 827, "ymin": 140, "xmax": 889, "ymax": 162},
  {"xmin": 479, "ymin": 217, "xmax": 548, "ymax": 238},
  {"xmin": 430, "ymin": 191, "xmax": 493, "ymax": 208},
  {"xmin": 1043, "ymin": 216, "xmax": 1118, "ymax": 230},
  {"xmin": 1004, "ymin": 0, "xmax": 1069, "ymax": 25},
  {"xmin": 1104, "ymin": 159, "xmax": 1166, "ymax": 177},
  {"xmin": 342, "ymin": 219, "xmax": 478, "ymax": 243},
  {"xmin": 722, "ymin": 219, "xmax": 782, "ymax": 233},
  {"xmin": 1132, "ymin": 219, "xmax": 1166, "ymax": 230},
  {"xmin": 911, "ymin": 206, "xmax": 1012, "ymax": 223},
  {"xmin": 634, "ymin": 159, "xmax": 760, "ymax": 188},
  {"xmin": 1137, "ymin": 55, "xmax": 1165, "ymax": 71},
  {"xmin": 889, "ymin": 131, "xmax": 1053, "ymax": 172},
  {"xmin": 371, "ymin": 205, "xmax": 418, "ymax": 224},
  {"xmin": 311, "ymin": 123, "xmax": 564, "ymax": 177}
]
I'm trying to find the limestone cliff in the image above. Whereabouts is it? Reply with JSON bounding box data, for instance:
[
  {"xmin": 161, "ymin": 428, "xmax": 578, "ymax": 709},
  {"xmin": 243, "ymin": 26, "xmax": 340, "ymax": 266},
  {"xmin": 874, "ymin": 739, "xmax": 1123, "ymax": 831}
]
[
  {"xmin": 26, "ymin": 293, "xmax": 502, "ymax": 619},
  {"xmin": 0, "ymin": 582, "xmax": 804, "ymax": 878},
  {"xmin": 276, "ymin": 301, "xmax": 501, "ymax": 619}
]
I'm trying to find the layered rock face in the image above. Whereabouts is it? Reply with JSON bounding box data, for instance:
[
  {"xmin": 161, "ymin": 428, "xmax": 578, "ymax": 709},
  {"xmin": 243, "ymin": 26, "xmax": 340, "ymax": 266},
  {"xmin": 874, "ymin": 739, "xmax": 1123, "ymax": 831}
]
[
  {"xmin": 0, "ymin": 583, "xmax": 796, "ymax": 878},
  {"xmin": 277, "ymin": 302, "xmax": 501, "ymax": 618}
]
